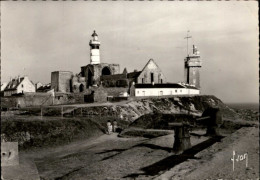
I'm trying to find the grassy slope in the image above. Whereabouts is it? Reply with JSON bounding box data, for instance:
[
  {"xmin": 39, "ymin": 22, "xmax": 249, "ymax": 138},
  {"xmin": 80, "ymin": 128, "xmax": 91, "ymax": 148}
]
[{"xmin": 1, "ymin": 117, "xmax": 105, "ymax": 150}]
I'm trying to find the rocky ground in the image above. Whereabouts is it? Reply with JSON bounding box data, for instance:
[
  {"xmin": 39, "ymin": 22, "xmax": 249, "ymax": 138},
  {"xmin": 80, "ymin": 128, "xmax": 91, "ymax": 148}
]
[{"xmin": 234, "ymin": 108, "xmax": 259, "ymax": 121}]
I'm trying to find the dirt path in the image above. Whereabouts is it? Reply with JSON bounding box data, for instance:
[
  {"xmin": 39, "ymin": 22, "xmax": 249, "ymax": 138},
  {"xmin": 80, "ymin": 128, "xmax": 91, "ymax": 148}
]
[
  {"xmin": 20, "ymin": 127, "xmax": 259, "ymax": 180},
  {"xmin": 23, "ymin": 131, "xmax": 209, "ymax": 180},
  {"xmin": 21, "ymin": 133, "xmax": 143, "ymax": 160}
]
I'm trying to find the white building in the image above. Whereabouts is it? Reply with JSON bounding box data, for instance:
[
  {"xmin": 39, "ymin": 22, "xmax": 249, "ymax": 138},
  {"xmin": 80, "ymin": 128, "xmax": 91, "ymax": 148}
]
[
  {"xmin": 35, "ymin": 82, "xmax": 43, "ymax": 91},
  {"xmin": 3, "ymin": 76, "xmax": 35, "ymax": 96},
  {"xmin": 130, "ymin": 83, "xmax": 200, "ymax": 97},
  {"xmin": 1, "ymin": 83, "xmax": 7, "ymax": 91}
]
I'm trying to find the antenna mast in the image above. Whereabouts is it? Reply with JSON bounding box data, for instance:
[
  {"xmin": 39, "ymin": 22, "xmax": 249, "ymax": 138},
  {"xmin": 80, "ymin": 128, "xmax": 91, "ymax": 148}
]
[{"xmin": 184, "ymin": 30, "xmax": 192, "ymax": 56}]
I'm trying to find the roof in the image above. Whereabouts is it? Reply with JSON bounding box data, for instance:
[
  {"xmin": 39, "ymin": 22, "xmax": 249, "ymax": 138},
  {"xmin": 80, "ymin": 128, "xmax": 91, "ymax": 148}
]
[
  {"xmin": 134, "ymin": 83, "xmax": 185, "ymax": 89},
  {"xmin": 127, "ymin": 71, "xmax": 141, "ymax": 79},
  {"xmin": 4, "ymin": 77, "xmax": 25, "ymax": 91},
  {"xmin": 36, "ymin": 84, "xmax": 51, "ymax": 92},
  {"xmin": 182, "ymin": 84, "xmax": 199, "ymax": 90},
  {"xmin": 51, "ymin": 71, "xmax": 73, "ymax": 73},
  {"xmin": 92, "ymin": 30, "xmax": 98, "ymax": 37},
  {"xmin": 140, "ymin": 59, "xmax": 159, "ymax": 72}
]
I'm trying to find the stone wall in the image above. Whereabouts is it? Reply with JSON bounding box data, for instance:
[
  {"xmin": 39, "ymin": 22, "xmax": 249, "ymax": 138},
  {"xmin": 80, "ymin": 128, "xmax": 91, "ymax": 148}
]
[
  {"xmin": 81, "ymin": 63, "xmax": 120, "ymax": 87},
  {"xmin": 1, "ymin": 93, "xmax": 83, "ymax": 108},
  {"xmin": 91, "ymin": 87, "xmax": 129, "ymax": 97},
  {"xmin": 71, "ymin": 76, "xmax": 87, "ymax": 93},
  {"xmin": 1, "ymin": 87, "xmax": 129, "ymax": 108},
  {"xmin": 93, "ymin": 88, "xmax": 107, "ymax": 103},
  {"xmin": 101, "ymin": 74, "xmax": 126, "ymax": 81},
  {"xmin": 51, "ymin": 71, "xmax": 59, "ymax": 92}
]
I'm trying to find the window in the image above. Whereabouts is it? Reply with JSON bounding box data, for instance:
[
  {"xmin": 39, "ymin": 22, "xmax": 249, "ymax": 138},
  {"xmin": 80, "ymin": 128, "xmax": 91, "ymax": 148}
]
[
  {"xmin": 21, "ymin": 84, "xmax": 24, "ymax": 88},
  {"xmin": 137, "ymin": 91, "xmax": 139, "ymax": 94},
  {"xmin": 161, "ymin": 79, "xmax": 163, "ymax": 84},
  {"xmin": 142, "ymin": 91, "xmax": 145, "ymax": 96},
  {"xmin": 150, "ymin": 73, "xmax": 154, "ymax": 83},
  {"xmin": 175, "ymin": 90, "xmax": 177, "ymax": 93},
  {"xmin": 142, "ymin": 78, "xmax": 144, "ymax": 84},
  {"xmin": 180, "ymin": 90, "xmax": 182, "ymax": 93},
  {"xmin": 159, "ymin": 91, "xmax": 163, "ymax": 96}
]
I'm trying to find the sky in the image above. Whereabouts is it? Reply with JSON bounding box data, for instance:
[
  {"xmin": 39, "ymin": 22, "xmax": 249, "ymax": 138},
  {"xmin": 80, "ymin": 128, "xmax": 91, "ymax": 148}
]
[{"xmin": 1, "ymin": 1, "xmax": 258, "ymax": 103}]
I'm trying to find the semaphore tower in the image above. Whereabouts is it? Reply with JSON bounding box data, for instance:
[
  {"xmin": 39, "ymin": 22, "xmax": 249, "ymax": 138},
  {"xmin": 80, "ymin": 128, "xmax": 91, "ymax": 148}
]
[{"xmin": 184, "ymin": 44, "xmax": 202, "ymax": 89}]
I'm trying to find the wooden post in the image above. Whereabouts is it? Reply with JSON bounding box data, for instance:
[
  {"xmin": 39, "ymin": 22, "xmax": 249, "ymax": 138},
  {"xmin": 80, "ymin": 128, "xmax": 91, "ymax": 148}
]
[
  {"xmin": 61, "ymin": 106, "xmax": 63, "ymax": 118},
  {"xmin": 40, "ymin": 107, "xmax": 43, "ymax": 119}
]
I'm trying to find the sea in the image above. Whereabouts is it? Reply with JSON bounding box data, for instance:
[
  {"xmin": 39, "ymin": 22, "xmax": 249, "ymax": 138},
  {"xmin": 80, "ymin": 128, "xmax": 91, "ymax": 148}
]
[{"xmin": 226, "ymin": 103, "xmax": 259, "ymax": 112}]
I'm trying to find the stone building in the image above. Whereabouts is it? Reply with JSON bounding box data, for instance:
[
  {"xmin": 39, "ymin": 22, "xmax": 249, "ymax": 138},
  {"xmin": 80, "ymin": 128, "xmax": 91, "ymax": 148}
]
[
  {"xmin": 100, "ymin": 58, "xmax": 166, "ymax": 88},
  {"xmin": 136, "ymin": 59, "xmax": 166, "ymax": 84},
  {"xmin": 184, "ymin": 45, "xmax": 202, "ymax": 89},
  {"xmin": 51, "ymin": 71, "xmax": 73, "ymax": 93},
  {"xmin": 71, "ymin": 74, "xmax": 87, "ymax": 93},
  {"xmin": 81, "ymin": 63, "xmax": 120, "ymax": 88}
]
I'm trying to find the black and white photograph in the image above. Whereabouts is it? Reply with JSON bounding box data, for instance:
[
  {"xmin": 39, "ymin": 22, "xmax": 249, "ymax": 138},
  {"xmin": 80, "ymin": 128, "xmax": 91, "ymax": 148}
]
[{"xmin": 1, "ymin": 1, "xmax": 259, "ymax": 180}]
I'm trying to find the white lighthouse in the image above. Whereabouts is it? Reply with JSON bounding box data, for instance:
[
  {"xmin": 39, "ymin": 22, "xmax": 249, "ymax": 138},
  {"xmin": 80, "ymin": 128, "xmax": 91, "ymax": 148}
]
[{"xmin": 89, "ymin": 30, "xmax": 101, "ymax": 64}]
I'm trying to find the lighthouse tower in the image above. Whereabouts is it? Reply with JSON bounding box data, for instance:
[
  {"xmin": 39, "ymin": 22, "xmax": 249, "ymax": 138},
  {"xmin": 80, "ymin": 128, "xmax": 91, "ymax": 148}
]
[
  {"xmin": 184, "ymin": 45, "xmax": 202, "ymax": 89},
  {"xmin": 89, "ymin": 30, "xmax": 101, "ymax": 64}
]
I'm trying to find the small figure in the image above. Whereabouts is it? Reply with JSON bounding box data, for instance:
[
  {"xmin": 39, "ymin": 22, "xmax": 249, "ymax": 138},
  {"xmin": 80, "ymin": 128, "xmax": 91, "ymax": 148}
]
[
  {"xmin": 112, "ymin": 120, "xmax": 118, "ymax": 132},
  {"xmin": 17, "ymin": 101, "xmax": 21, "ymax": 108},
  {"xmin": 107, "ymin": 120, "xmax": 113, "ymax": 135}
]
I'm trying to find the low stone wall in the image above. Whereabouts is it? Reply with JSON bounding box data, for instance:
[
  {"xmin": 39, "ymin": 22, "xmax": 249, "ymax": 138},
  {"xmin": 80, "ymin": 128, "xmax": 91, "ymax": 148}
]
[
  {"xmin": 0, "ymin": 92, "xmax": 94, "ymax": 108},
  {"xmin": 1, "ymin": 97, "xmax": 18, "ymax": 108},
  {"xmin": 94, "ymin": 88, "xmax": 108, "ymax": 103},
  {"xmin": 100, "ymin": 87, "xmax": 129, "ymax": 97}
]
